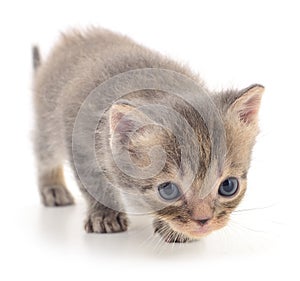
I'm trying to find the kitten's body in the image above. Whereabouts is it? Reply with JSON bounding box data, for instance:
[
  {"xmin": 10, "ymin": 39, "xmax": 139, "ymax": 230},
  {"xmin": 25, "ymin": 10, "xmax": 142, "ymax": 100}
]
[{"xmin": 33, "ymin": 27, "xmax": 263, "ymax": 242}]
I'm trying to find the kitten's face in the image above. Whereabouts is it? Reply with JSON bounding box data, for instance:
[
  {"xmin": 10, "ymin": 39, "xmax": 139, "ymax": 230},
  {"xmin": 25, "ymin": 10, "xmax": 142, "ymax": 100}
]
[{"xmin": 108, "ymin": 85, "xmax": 264, "ymax": 241}]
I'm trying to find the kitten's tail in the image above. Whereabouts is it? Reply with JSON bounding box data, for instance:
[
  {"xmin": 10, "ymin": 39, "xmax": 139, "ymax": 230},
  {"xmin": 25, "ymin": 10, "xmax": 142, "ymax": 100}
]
[{"xmin": 32, "ymin": 45, "xmax": 41, "ymax": 71}]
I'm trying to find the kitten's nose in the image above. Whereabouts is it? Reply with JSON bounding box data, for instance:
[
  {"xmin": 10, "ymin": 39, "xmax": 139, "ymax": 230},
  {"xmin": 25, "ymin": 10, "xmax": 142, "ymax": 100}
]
[{"xmin": 196, "ymin": 218, "xmax": 211, "ymax": 226}]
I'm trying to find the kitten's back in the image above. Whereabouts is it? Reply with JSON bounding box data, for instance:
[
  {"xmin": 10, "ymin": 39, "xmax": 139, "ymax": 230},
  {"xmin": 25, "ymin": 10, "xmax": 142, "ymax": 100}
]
[{"xmin": 34, "ymin": 28, "xmax": 197, "ymax": 99}]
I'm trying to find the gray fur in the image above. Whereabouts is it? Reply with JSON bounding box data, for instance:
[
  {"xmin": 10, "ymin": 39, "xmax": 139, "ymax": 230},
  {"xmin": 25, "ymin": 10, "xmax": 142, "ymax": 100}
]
[{"xmin": 32, "ymin": 27, "xmax": 263, "ymax": 241}]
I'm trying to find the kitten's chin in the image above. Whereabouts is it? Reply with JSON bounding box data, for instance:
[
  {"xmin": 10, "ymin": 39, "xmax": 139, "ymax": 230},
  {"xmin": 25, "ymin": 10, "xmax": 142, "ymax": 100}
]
[
  {"xmin": 189, "ymin": 228, "xmax": 213, "ymax": 238},
  {"xmin": 184, "ymin": 227, "xmax": 213, "ymax": 239},
  {"xmin": 168, "ymin": 220, "xmax": 222, "ymax": 239}
]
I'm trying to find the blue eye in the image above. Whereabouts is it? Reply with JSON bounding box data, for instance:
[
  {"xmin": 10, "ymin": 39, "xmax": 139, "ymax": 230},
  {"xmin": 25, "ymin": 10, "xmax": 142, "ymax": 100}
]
[
  {"xmin": 218, "ymin": 177, "xmax": 239, "ymax": 197},
  {"xmin": 158, "ymin": 182, "xmax": 181, "ymax": 201}
]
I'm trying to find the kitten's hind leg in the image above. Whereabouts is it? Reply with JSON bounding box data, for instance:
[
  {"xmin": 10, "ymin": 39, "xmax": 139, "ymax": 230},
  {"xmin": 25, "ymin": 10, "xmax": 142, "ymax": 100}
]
[{"xmin": 39, "ymin": 165, "xmax": 74, "ymax": 207}]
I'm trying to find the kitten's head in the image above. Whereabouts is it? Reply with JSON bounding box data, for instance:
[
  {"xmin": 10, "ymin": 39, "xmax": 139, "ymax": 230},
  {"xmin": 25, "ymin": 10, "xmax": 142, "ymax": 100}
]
[{"xmin": 107, "ymin": 84, "xmax": 264, "ymax": 241}]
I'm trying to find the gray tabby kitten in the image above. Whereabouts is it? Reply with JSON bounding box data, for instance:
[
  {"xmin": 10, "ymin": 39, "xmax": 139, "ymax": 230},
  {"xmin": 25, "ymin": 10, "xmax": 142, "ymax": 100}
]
[{"xmin": 32, "ymin": 27, "xmax": 264, "ymax": 243}]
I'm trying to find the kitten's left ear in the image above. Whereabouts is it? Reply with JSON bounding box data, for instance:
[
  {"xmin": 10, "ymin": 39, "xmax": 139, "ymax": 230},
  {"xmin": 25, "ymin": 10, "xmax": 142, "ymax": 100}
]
[{"xmin": 230, "ymin": 84, "xmax": 264, "ymax": 125}]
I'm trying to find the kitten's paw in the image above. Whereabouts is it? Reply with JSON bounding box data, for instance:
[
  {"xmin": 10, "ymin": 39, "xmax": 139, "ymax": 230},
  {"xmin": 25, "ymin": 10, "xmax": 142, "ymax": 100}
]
[
  {"xmin": 84, "ymin": 209, "xmax": 128, "ymax": 233},
  {"xmin": 153, "ymin": 219, "xmax": 191, "ymax": 243},
  {"xmin": 41, "ymin": 185, "xmax": 74, "ymax": 207}
]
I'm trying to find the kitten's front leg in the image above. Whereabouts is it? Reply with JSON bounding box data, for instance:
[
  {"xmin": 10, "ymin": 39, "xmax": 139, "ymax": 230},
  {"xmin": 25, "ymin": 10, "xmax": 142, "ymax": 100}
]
[
  {"xmin": 153, "ymin": 219, "xmax": 191, "ymax": 243},
  {"xmin": 70, "ymin": 160, "xmax": 128, "ymax": 233},
  {"xmin": 84, "ymin": 201, "xmax": 128, "ymax": 233}
]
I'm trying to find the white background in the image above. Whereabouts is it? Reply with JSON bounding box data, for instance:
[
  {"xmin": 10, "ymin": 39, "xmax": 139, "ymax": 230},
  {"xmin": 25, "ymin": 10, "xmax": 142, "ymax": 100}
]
[{"xmin": 1, "ymin": 0, "xmax": 299, "ymax": 280}]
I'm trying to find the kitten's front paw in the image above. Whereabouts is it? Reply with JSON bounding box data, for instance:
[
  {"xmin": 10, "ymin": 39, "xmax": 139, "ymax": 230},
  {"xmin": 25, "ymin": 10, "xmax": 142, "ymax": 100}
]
[
  {"xmin": 84, "ymin": 209, "xmax": 128, "ymax": 233},
  {"xmin": 153, "ymin": 219, "xmax": 191, "ymax": 243}
]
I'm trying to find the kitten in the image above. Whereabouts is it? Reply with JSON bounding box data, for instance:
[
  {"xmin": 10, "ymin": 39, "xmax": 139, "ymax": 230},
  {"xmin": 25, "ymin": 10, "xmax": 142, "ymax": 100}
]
[{"xmin": 32, "ymin": 27, "xmax": 264, "ymax": 243}]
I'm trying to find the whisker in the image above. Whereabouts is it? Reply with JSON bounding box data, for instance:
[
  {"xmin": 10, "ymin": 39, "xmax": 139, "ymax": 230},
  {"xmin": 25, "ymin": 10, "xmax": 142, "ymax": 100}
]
[
  {"xmin": 139, "ymin": 230, "xmax": 156, "ymax": 248},
  {"xmin": 172, "ymin": 232, "xmax": 176, "ymax": 249},
  {"xmin": 153, "ymin": 233, "xmax": 164, "ymax": 253},
  {"xmin": 229, "ymin": 220, "xmax": 268, "ymax": 233},
  {"xmin": 233, "ymin": 203, "xmax": 278, "ymax": 214}
]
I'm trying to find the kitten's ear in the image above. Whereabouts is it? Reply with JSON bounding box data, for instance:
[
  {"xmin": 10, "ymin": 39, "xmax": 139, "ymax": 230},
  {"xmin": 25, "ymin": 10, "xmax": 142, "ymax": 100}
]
[
  {"xmin": 229, "ymin": 84, "xmax": 264, "ymax": 125},
  {"xmin": 109, "ymin": 103, "xmax": 150, "ymax": 137},
  {"xmin": 109, "ymin": 103, "xmax": 134, "ymax": 134}
]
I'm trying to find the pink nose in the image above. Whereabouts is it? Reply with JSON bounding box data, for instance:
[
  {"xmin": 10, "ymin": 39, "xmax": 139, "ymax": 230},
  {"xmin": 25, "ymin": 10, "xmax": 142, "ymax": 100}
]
[{"xmin": 195, "ymin": 218, "xmax": 211, "ymax": 226}]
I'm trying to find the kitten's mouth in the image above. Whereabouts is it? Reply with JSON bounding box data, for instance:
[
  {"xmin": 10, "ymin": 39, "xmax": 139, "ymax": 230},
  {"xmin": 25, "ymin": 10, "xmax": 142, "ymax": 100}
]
[
  {"xmin": 169, "ymin": 220, "xmax": 213, "ymax": 238},
  {"xmin": 190, "ymin": 226, "xmax": 211, "ymax": 237}
]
